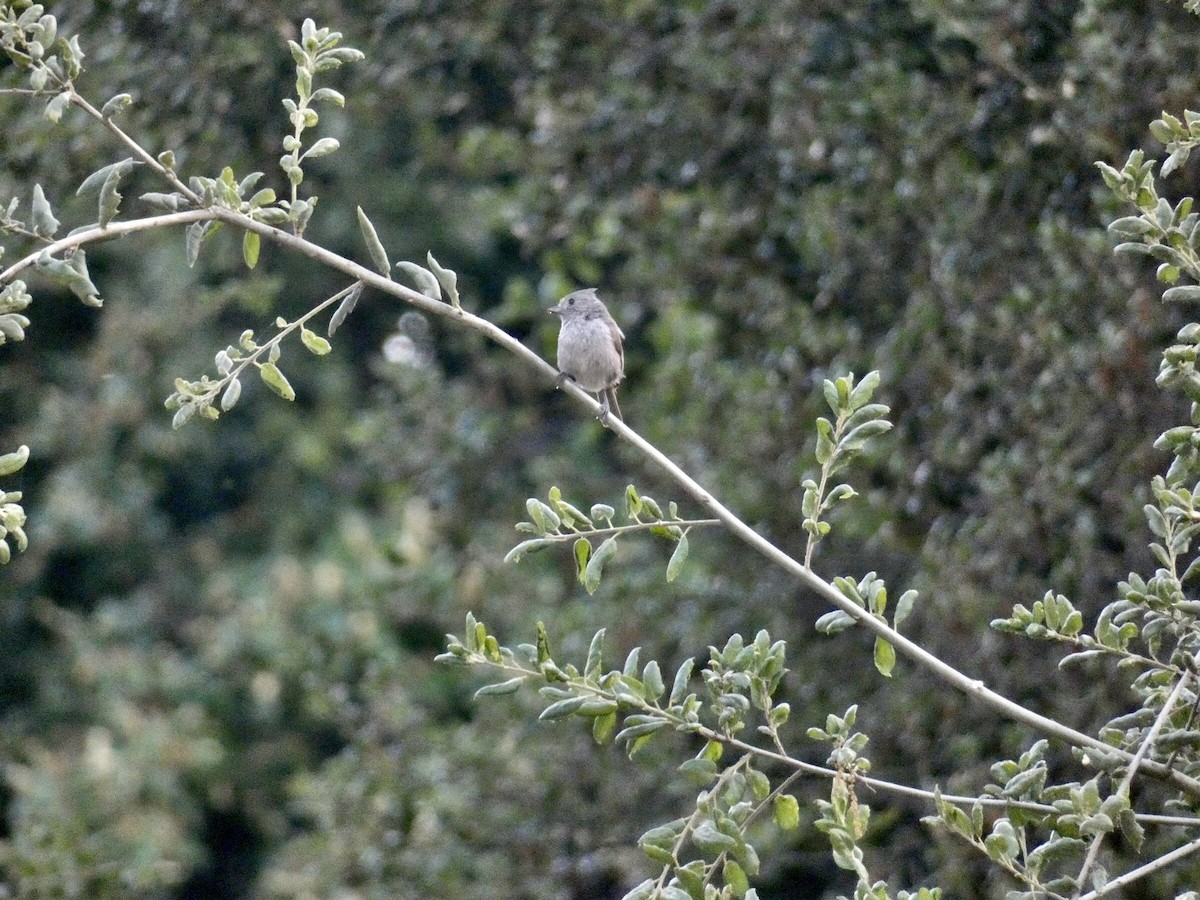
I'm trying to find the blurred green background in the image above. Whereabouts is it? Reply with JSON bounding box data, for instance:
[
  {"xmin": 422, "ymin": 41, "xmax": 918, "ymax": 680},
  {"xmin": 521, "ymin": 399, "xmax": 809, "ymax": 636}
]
[{"xmin": 1, "ymin": 1, "xmax": 1197, "ymax": 896}]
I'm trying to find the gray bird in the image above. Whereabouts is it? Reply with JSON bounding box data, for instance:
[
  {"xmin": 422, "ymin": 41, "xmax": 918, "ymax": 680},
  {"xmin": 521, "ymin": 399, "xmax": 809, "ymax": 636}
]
[{"xmin": 548, "ymin": 288, "xmax": 624, "ymax": 423}]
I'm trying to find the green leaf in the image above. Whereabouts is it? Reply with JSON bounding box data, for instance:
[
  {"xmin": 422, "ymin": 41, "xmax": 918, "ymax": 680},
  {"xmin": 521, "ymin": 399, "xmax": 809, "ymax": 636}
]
[
  {"xmin": 1113, "ymin": 242, "xmax": 1155, "ymax": 256},
  {"xmin": 185, "ymin": 220, "xmax": 219, "ymax": 267},
  {"xmin": 309, "ymin": 87, "xmax": 345, "ymax": 106},
  {"xmin": 937, "ymin": 797, "xmax": 976, "ymax": 840},
  {"xmin": 44, "ymin": 90, "xmax": 70, "ymax": 123},
  {"xmin": 539, "ymin": 696, "xmax": 587, "ymax": 720},
  {"xmin": 625, "ymin": 484, "xmax": 643, "ymax": 518},
  {"xmin": 666, "ymin": 532, "xmax": 689, "ymax": 582},
  {"xmin": 76, "ymin": 158, "xmax": 137, "ymax": 197},
  {"xmin": 874, "ymin": 636, "xmax": 895, "ymax": 677},
  {"xmin": 840, "ymin": 419, "xmax": 894, "ymax": 449},
  {"xmin": 638, "ymin": 822, "xmax": 684, "ymax": 864},
  {"xmin": 30, "ymin": 184, "xmax": 59, "ymax": 237},
  {"xmin": 356, "ymin": 206, "xmax": 391, "ymax": 276},
  {"xmin": 585, "ymin": 628, "xmax": 606, "ymax": 678},
  {"xmin": 100, "ymin": 93, "xmax": 133, "ymax": 117},
  {"xmin": 642, "ymin": 660, "xmax": 665, "ymax": 700},
  {"xmin": 590, "ymin": 503, "xmax": 616, "ymax": 522},
  {"xmin": 259, "ymin": 362, "xmax": 295, "ymax": 401},
  {"xmin": 1117, "ymin": 807, "xmax": 1144, "ymax": 852},
  {"xmin": 573, "ymin": 537, "xmax": 592, "ymax": 583},
  {"xmin": 526, "ymin": 497, "xmax": 560, "ymax": 532},
  {"xmin": 583, "ymin": 536, "xmax": 617, "ymax": 594},
  {"xmin": 822, "ymin": 379, "xmax": 840, "ymax": 413},
  {"xmin": 592, "ymin": 710, "xmax": 617, "ymax": 744},
  {"xmin": 622, "ymin": 647, "xmax": 641, "ymax": 677},
  {"xmin": 395, "ymin": 261, "xmax": 442, "ymax": 299},
  {"xmin": 303, "ymin": 137, "xmax": 340, "ymax": 158},
  {"xmin": 746, "ymin": 766, "xmax": 770, "ymax": 801},
  {"xmin": 140, "ymin": 191, "xmax": 188, "ymax": 211},
  {"xmin": 62, "ymin": 250, "xmax": 102, "ymax": 307},
  {"xmin": 724, "ymin": 859, "xmax": 750, "ymax": 898},
  {"xmin": 427, "ymin": 251, "xmax": 461, "ymax": 307},
  {"xmin": 462, "ymin": 612, "xmax": 479, "ymax": 651},
  {"xmin": 773, "ymin": 794, "xmax": 800, "ymax": 830},
  {"xmin": 171, "ymin": 402, "xmax": 197, "ymax": 429},
  {"xmin": 219, "ymin": 378, "xmax": 242, "ymax": 412},
  {"xmin": 821, "ymin": 483, "xmax": 858, "ymax": 510},
  {"xmin": 503, "ymin": 538, "xmax": 555, "ymax": 563},
  {"xmin": 678, "ymin": 757, "xmax": 718, "ymax": 783},
  {"xmin": 669, "ymin": 657, "xmax": 694, "ymax": 705},
  {"xmin": 801, "ymin": 484, "xmax": 819, "ymax": 518},
  {"xmin": 848, "ymin": 370, "xmax": 881, "ymax": 409},
  {"xmin": 474, "ymin": 677, "xmax": 525, "ymax": 697},
  {"xmin": 577, "ymin": 698, "xmax": 619, "ymax": 717},
  {"xmin": 327, "ymin": 283, "xmax": 362, "ymax": 336},
  {"xmin": 614, "ymin": 718, "xmax": 667, "ymax": 743},
  {"xmin": 894, "ymin": 589, "xmax": 918, "ymax": 630},
  {"xmin": 692, "ymin": 820, "xmax": 737, "ymax": 853},
  {"xmin": 815, "ymin": 419, "xmax": 835, "ymax": 464},
  {"xmin": 1162, "ymin": 285, "xmax": 1200, "ymax": 303},
  {"xmin": 640, "ymin": 495, "xmax": 664, "ymax": 518},
  {"xmin": 815, "ymin": 609, "xmax": 857, "ymax": 634},
  {"xmin": 984, "ymin": 830, "xmax": 1018, "ymax": 863},
  {"xmin": 248, "ymin": 188, "xmax": 277, "ymax": 210},
  {"xmin": 95, "ymin": 170, "xmax": 123, "ymax": 227},
  {"xmin": 1107, "ymin": 215, "xmax": 1155, "ymax": 238},
  {"xmin": 301, "ymin": 326, "xmax": 332, "ymax": 355},
  {"xmin": 242, "ymin": 230, "xmax": 260, "ymax": 269},
  {"xmin": 1163, "ymin": 146, "xmax": 1191, "ymax": 178},
  {"xmin": 0, "ymin": 445, "xmax": 30, "ymax": 477},
  {"xmin": 676, "ymin": 860, "xmax": 706, "ymax": 899}
]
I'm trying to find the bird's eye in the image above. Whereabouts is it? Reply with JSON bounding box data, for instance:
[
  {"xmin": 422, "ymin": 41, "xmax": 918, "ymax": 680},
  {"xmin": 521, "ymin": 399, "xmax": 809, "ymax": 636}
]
[{"xmin": 567, "ymin": 297, "xmax": 575, "ymax": 305}]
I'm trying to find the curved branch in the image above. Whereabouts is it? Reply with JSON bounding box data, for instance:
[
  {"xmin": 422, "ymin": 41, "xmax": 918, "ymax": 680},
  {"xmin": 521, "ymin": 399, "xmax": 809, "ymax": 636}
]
[
  {"xmin": 6, "ymin": 82, "xmax": 1197, "ymax": 801},
  {"xmin": 475, "ymin": 653, "xmax": 1200, "ymax": 829},
  {"xmin": 1078, "ymin": 834, "xmax": 1200, "ymax": 900},
  {"xmin": 0, "ymin": 209, "xmax": 214, "ymax": 284},
  {"xmin": 1073, "ymin": 670, "xmax": 1194, "ymax": 897},
  {"xmin": 202, "ymin": 206, "xmax": 1200, "ymax": 801}
]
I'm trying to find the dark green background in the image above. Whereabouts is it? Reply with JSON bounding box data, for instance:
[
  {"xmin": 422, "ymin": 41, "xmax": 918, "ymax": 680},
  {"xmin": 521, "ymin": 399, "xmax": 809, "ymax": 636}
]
[{"xmin": 1, "ymin": 1, "xmax": 1195, "ymax": 896}]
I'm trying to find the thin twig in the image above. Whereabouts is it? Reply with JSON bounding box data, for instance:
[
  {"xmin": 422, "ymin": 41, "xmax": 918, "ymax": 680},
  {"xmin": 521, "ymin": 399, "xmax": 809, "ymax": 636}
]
[
  {"xmin": 473, "ymin": 654, "xmax": 1200, "ymax": 830},
  {"xmin": 1077, "ymin": 834, "xmax": 1200, "ymax": 900},
  {"xmin": 526, "ymin": 518, "xmax": 722, "ymax": 543},
  {"xmin": 0, "ymin": 210, "xmax": 213, "ymax": 283},
  {"xmin": 68, "ymin": 91, "xmax": 202, "ymax": 205},
  {"xmin": 1073, "ymin": 669, "xmax": 1194, "ymax": 898}
]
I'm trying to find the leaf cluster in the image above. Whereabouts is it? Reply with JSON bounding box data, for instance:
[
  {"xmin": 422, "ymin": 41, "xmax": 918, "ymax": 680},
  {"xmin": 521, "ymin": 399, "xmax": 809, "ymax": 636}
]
[
  {"xmin": 0, "ymin": 444, "xmax": 29, "ymax": 564},
  {"xmin": 441, "ymin": 618, "xmax": 808, "ymax": 900},
  {"xmin": 506, "ymin": 484, "xmax": 698, "ymax": 594}
]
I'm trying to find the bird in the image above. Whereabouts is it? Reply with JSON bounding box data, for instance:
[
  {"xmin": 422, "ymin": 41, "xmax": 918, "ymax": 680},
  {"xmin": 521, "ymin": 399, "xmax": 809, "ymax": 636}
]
[{"xmin": 548, "ymin": 288, "xmax": 624, "ymax": 424}]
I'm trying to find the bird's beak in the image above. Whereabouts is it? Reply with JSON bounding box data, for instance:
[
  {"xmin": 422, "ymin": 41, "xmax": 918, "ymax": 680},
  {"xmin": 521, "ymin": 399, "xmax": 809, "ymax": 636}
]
[{"xmin": 548, "ymin": 306, "xmax": 561, "ymax": 316}]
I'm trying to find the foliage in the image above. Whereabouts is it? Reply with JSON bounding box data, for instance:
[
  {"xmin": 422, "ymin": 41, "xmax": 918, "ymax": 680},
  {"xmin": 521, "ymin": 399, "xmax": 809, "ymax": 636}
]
[
  {"xmin": 0, "ymin": 443, "xmax": 28, "ymax": 564},
  {"xmin": 5, "ymin": 2, "xmax": 1200, "ymax": 900}
]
